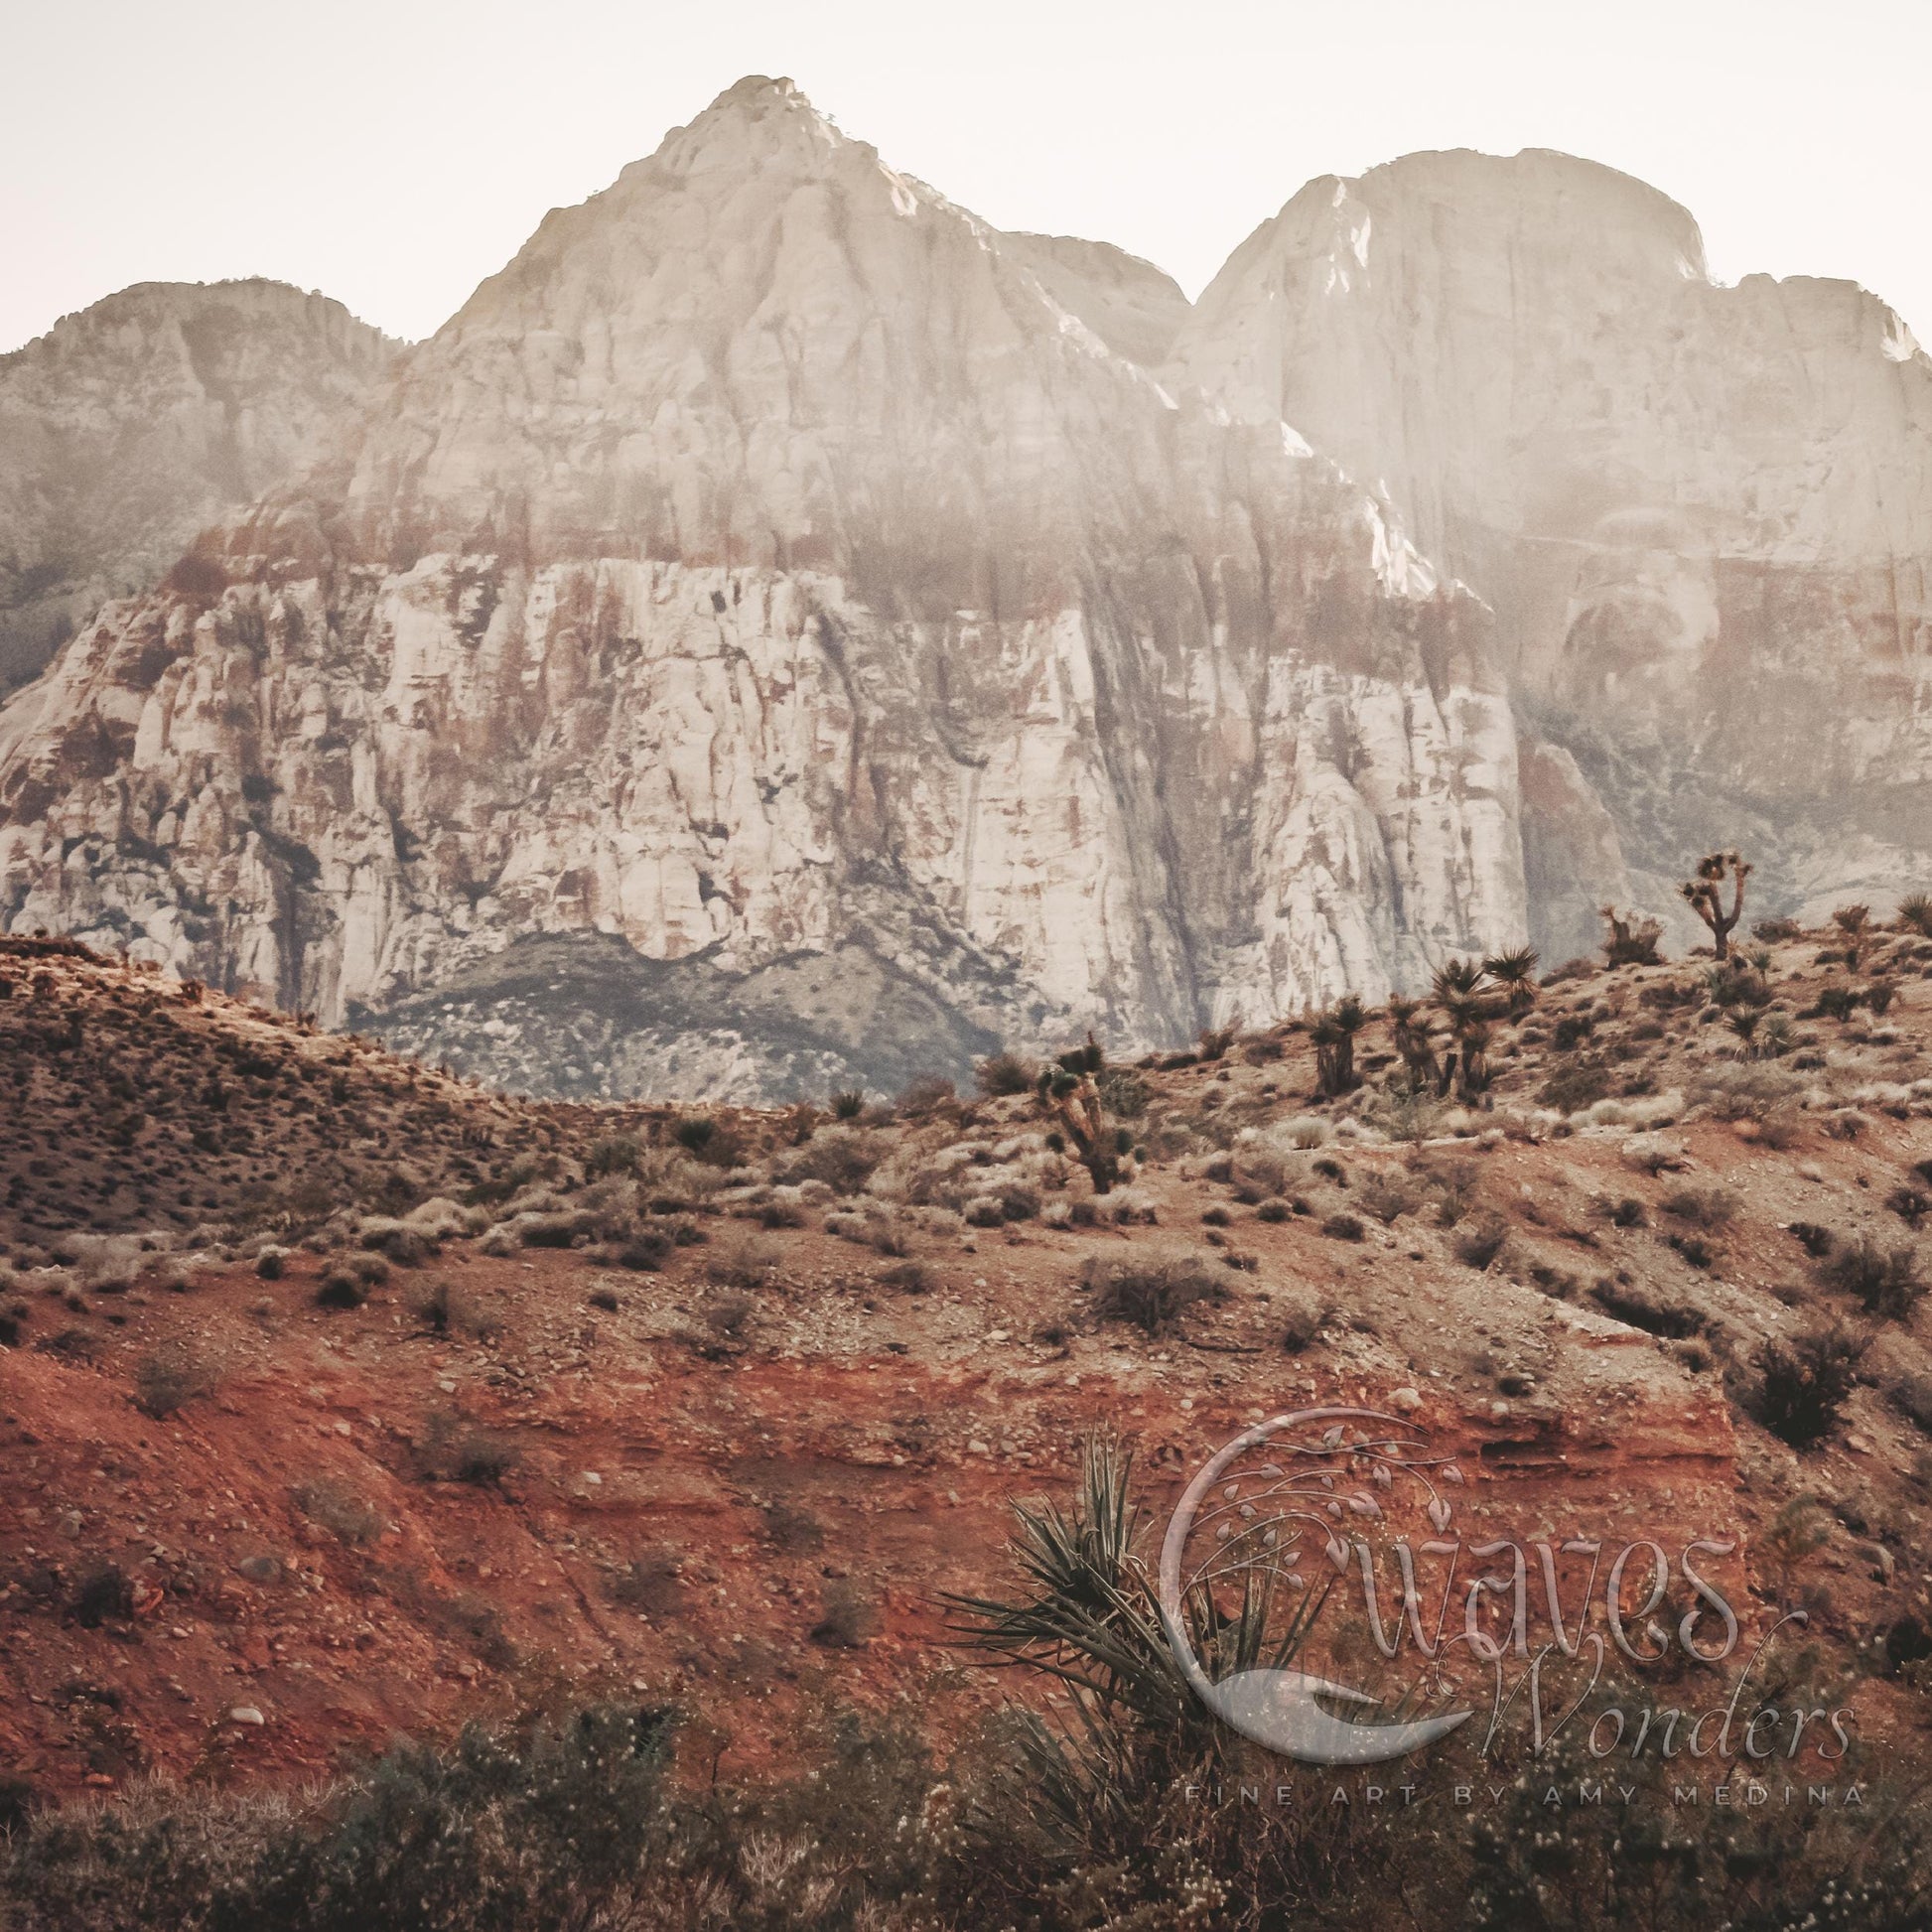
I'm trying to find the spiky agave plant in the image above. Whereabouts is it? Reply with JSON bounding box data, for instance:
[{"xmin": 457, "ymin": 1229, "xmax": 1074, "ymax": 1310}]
[{"xmin": 945, "ymin": 1437, "xmax": 1319, "ymax": 1857}]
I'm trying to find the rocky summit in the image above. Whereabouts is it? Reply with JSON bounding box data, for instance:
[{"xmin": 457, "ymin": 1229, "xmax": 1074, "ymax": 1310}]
[
  {"xmin": 0, "ymin": 279, "xmax": 393, "ymax": 689},
  {"xmin": 0, "ymin": 84, "xmax": 1927, "ymax": 1102}
]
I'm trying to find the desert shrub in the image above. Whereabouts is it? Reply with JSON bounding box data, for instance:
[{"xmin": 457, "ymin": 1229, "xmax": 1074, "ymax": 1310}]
[
  {"xmin": 1321, "ymin": 1212, "xmax": 1364, "ymax": 1242},
  {"xmin": 875, "ymin": 1259, "xmax": 930, "ymax": 1294},
  {"xmin": 1590, "ymin": 1278, "xmax": 1705, "ymax": 1338},
  {"xmin": 975, "ymin": 1052, "xmax": 1036, "ymax": 1097},
  {"xmin": 1609, "ymin": 1196, "xmax": 1647, "ymax": 1228},
  {"xmin": 588, "ymin": 1287, "xmax": 621, "ymax": 1312},
  {"xmin": 672, "ymin": 1115, "xmax": 717, "ymax": 1155},
  {"xmin": 1196, "ymin": 1026, "xmax": 1235, "ymax": 1061},
  {"xmin": 830, "ymin": 1088, "xmax": 865, "ymax": 1120},
  {"xmin": 1539, "ymin": 1059, "xmax": 1614, "ymax": 1113},
  {"xmin": 701, "ymin": 1291, "xmax": 755, "ymax": 1339},
  {"xmin": 1789, "ymin": 1221, "xmax": 1836, "ymax": 1258},
  {"xmin": 897, "ymin": 1073, "xmax": 956, "ymax": 1114},
  {"xmin": 1094, "ymin": 1065, "xmax": 1150, "ymax": 1119},
  {"xmin": 1814, "ymin": 984, "xmax": 1859, "ymax": 1022},
  {"xmin": 1452, "ymin": 1217, "xmax": 1508, "ymax": 1269},
  {"xmin": 809, "ymin": 1581, "xmax": 875, "ymax": 1648},
  {"xmin": 616, "ymin": 1227, "xmax": 672, "ymax": 1271},
  {"xmin": 359, "ymin": 1220, "xmax": 431, "ymax": 1267},
  {"xmin": 1421, "ymin": 1159, "xmax": 1481, "ymax": 1226},
  {"xmin": 1864, "ymin": 978, "xmax": 1897, "ymax": 1016},
  {"xmin": 1888, "ymin": 1185, "xmax": 1931, "ymax": 1230},
  {"xmin": 254, "ymin": 1247, "xmax": 288, "ymax": 1281},
  {"xmin": 761, "ymin": 1499, "xmax": 826, "ymax": 1552},
  {"xmin": 1357, "ymin": 1173, "xmax": 1423, "ymax": 1224},
  {"xmin": 316, "ymin": 1268, "xmax": 367, "ymax": 1310},
  {"xmin": 705, "ymin": 1232, "xmax": 779, "ymax": 1290},
  {"xmin": 1279, "ymin": 1287, "xmax": 1324, "ymax": 1352},
  {"xmin": 132, "ymin": 1345, "xmax": 217, "ymax": 1419},
  {"xmin": 1757, "ymin": 1323, "xmax": 1867, "ymax": 1449},
  {"xmin": 414, "ymin": 1415, "xmax": 520, "ymax": 1486},
  {"xmin": 1821, "ymin": 1238, "xmax": 1925, "ymax": 1320},
  {"xmin": 1255, "ymin": 1198, "xmax": 1290, "ymax": 1223},
  {"xmin": 1660, "ymin": 1184, "xmax": 1736, "ymax": 1229},
  {"xmin": 292, "ymin": 1478, "xmax": 382, "ymax": 1546},
  {"xmin": 1754, "ymin": 915, "xmax": 1804, "ymax": 941},
  {"xmin": 587, "ymin": 1134, "xmax": 641, "ymax": 1177},
  {"xmin": 1667, "ymin": 1231, "xmax": 1715, "ymax": 1269},
  {"xmin": 1079, "ymin": 1251, "xmax": 1222, "ymax": 1333},
  {"xmin": 781, "ymin": 1126, "xmax": 885, "ymax": 1195}
]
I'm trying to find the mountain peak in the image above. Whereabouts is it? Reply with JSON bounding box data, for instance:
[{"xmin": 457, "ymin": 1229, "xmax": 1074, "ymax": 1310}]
[{"xmin": 633, "ymin": 71, "xmax": 845, "ymax": 183}]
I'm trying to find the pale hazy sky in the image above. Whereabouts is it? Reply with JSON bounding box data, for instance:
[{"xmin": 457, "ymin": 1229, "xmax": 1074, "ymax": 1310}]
[{"xmin": 4, "ymin": 0, "xmax": 1928, "ymax": 353}]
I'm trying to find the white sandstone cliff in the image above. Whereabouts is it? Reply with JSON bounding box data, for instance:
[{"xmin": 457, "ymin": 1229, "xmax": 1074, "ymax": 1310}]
[{"xmin": 0, "ymin": 80, "xmax": 1524, "ymax": 1098}]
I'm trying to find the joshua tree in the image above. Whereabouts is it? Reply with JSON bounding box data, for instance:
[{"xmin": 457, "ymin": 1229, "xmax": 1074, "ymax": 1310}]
[
  {"xmin": 1311, "ymin": 995, "xmax": 1367, "ymax": 1099},
  {"xmin": 1680, "ymin": 852, "xmax": 1751, "ymax": 962},
  {"xmin": 1833, "ymin": 902, "xmax": 1871, "ymax": 970},
  {"xmin": 1481, "ymin": 945, "xmax": 1541, "ymax": 1019},
  {"xmin": 1386, "ymin": 997, "xmax": 1441, "ymax": 1092},
  {"xmin": 1600, "ymin": 906, "xmax": 1664, "ymax": 967},
  {"xmin": 1036, "ymin": 1034, "xmax": 1119, "ymax": 1194}
]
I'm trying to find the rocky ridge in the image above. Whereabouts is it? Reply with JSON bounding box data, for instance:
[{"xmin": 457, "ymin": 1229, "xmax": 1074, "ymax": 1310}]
[{"xmin": 0, "ymin": 280, "xmax": 393, "ymax": 688}]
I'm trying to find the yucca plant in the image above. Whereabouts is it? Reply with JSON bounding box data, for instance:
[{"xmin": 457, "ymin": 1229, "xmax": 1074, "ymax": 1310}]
[
  {"xmin": 945, "ymin": 1439, "xmax": 1322, "ymax": 1834},
  {"xmin": 1386, "ymin": 996, "xmax": 1441, "ymax": 1092},
  {"xmin": 1311, "ymin": 995, "xmax": 1367, "ymax": 1098},
  {"xmin": 1480, "ymin": 945, "xmax": 1540, "ymax": 1018},
  {"xmin": 1897, "ymin": 892, "xmax": 1932, "ymax": 939}
]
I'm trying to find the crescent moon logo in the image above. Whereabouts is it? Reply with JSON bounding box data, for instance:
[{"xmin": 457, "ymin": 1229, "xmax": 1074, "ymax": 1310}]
[{"xmin": 1158, "ymin": 1407, "xmax": 1473, "ymax": 1765}]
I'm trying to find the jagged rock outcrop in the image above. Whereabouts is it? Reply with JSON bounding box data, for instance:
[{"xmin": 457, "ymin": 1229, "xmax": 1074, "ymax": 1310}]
[
  {"xmin": 0, "ymin": 79, "xmax": 1523, "ymax": 1099},
  {"xmin": 1171, "ymin": 149, "xmax": 1932, "ymax": 957},
  {"xmin": 0, "ymin": 280, "xmax": 394, "ymax": 689}
]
